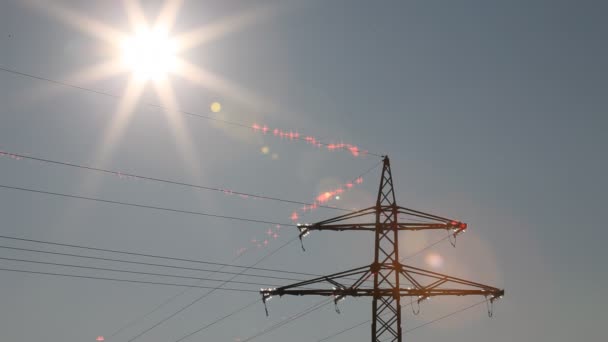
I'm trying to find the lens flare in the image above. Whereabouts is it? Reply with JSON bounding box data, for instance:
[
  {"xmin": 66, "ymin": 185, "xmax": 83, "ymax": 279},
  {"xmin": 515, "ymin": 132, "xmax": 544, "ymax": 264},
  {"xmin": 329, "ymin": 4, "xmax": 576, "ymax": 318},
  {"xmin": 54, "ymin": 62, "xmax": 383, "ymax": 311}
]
[
  {"xmin": 210, "ymin": 101, "xmax": 222, "ymax": 113},
  {"xmin": 251, "ymin": 122, "xmax": 367, "ymax": 157},
  {"xmin": 425, "ymin": 253, "xmax": 444, "ymax": 268}
]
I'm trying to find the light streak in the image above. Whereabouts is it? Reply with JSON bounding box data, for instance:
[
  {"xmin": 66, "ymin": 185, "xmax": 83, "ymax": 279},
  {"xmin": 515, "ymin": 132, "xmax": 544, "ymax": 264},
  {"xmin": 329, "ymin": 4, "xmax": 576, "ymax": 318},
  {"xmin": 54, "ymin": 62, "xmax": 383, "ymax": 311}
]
[
  {"xmin": 239, "ymin": 174, "xmax": 367, "ymax": 254},
  {"xmin": 252, "ymin": 122, "xmax": 367, "ymax": 157}
]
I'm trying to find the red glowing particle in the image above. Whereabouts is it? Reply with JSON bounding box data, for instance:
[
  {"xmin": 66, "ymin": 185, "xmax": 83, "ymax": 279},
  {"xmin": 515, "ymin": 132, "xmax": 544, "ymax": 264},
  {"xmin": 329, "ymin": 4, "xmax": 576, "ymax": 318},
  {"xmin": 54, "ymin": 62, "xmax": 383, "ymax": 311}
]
[
  {"xmin": 346, "ymin": 183, "xmax": 353, "ymax": 188},
  {"xmin": 262, "ymin": 125, "xmax": 269, "ymax": 134},
  {"xmin": 450, "ymin": 221, "xmax": 458, "ymax": 226},
  {"xmin": 349, "ymin": 146, "xmax": 360, "ymax": 156},
  {"xmin": 355, "ymin": 177, "xmax": 363, "ymax": 184},
  {"xmin": 336, "ymin": 188, "xmax": 344, "ymax": 194},
  {"xmin": 317, "ymin": 192, "xmax": 332, "ymax": 203},
  {"xmin": 276, "ymin": 224, "xmax": 281, "ymax": 229},
  {"xmin": 273, "ymin": 233, "xmax": 279, "ymax": 239},
  {"xmin": 267, "ymin": 228, "xmax": 273, "ymax": 236},
  {"xmin": 294, "ymin": 132, "xmax": 300, "ymax": 139},
  {"xmin": 273, "ymin": 129, "xmax": 279, "ymax": 136},
  {"xmin": 460, "ymin": 222, "xmax": 467, "ymax": 229},
  {"xmin": 252, "ymin": 123, "xmax": 260, "ymax": 131},
  {"xmin": 263, "ymin": 240, "xmax": 269, "ymax": 246},
  {"xmin": 96, "ymin": 337, "xmax": 105, "ymax": 342},
  {"xmin": 290, "ymin": 212, "xmax": 299, "ymax": 221}
]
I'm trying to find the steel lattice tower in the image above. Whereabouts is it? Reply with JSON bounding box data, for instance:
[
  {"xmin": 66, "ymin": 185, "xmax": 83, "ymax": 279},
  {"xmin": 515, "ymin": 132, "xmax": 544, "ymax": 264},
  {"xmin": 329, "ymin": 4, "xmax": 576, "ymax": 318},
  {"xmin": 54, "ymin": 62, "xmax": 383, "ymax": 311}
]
[{"xmin": 261, "ymin": 156, "xmax": 504, "ymax": 342}]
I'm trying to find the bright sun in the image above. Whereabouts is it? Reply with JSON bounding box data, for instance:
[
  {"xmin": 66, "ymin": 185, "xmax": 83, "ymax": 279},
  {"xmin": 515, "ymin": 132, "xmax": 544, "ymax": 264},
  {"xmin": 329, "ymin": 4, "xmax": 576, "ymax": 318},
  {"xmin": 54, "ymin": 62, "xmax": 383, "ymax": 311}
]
[
  {"xmin": 27, "ymin": 0, "xmax": 272, "ymax": 177},
  {"xmin": 121, "ymin": 29, "xmax": 177, "ymax": 81}
]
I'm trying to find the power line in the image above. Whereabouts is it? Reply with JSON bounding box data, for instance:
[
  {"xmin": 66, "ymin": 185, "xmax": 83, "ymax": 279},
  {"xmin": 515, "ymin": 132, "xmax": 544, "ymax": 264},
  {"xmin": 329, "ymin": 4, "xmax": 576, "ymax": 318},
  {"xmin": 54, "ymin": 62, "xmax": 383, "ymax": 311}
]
[
  {"xmin": 0, "ymin": 150, "xmax": 355, "ymax": 212},
  {"xmin": 0, "ymin": 255, "xmax": 291, "ymax": 288},
  {"xmin": 0, "ymin": 244, "xmax": 309, "ymax": 282},
  {"xmin": 0, "ymin": 184, "xmax": 293, "ymax": 226},
  {"xmin": 173, "ymin": 298, "xmax": 261, "ymax": 342},
  {"xmin": 402, "ymin": 234, "xmax": 452, "ymax": 260},
  {"xmin": 403, "ymin": 299, "xmax": 487, "ymax": 335},
  {"xmin": 0, "ymin": 267, "xmax": 258, "ymax": 292},
  {"xmin": 240, "ymin": 299, "xmax": 334, "ymax": 342},
  {"xmin": 0, "ymin": 66, "xmax": 384, "ymax": 158},
  {"xmin": 103, "ymin": 161, "xmax": 383, "ymax": 340},
  {"xmin": 0, "ymin": 235, "xmax": 324, "ymax": 279},
  {"xmin": 125, "ymin": 236, "xmax": 297, "ymax": 342}
]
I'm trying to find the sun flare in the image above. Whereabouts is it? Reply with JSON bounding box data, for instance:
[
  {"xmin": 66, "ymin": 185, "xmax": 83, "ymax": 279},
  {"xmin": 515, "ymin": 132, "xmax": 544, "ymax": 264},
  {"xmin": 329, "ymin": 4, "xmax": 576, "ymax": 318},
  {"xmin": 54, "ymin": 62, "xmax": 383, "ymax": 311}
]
[
  {"xmin": 26, "ymin": 0, "xmax": 275, "ymax": 177},
  {"xmin": 121, "ymin": 29, "xmax": 177, "ymax": 81}
]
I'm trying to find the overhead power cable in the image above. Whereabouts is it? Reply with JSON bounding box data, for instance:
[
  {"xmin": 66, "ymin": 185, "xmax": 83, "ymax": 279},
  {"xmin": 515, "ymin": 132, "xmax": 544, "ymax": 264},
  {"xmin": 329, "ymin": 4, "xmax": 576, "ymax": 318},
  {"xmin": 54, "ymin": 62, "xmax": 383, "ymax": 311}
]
[
  {"xmin": 0, "ymin": 66, "xmax": 383, "ymax": 157},
  {"xmin": 240, "ymin": 299, "xmax": 334, "ymax": 342},
  {"xmin": 0, "ymin": 267, "xmax": 258, "ymax": 292},
  {"xmin": 0, "ymin": 244, "xmax": 307, "ymax": 282},
  {"xmin": 125, "ymin": 236, "xmax": 297, "ymax": 342},
  {"xmin": 402, "ymin": 299, "xmax": 487, "ymax": 334},
  {"xmin": 0, "ymin": 235, "xmax": 323, "ymax": 279},
  {"xmin": 0, "ymin": 184, "xmax": 293, "ymax": 226},
  {"xmin": 173, "ymin": 298, "xmax": 261, "ymax": 342},
  {"xmin": 0, "ymin": 150, "xmax": 355, "ymax": 212},
  {"xmin": 0, "ymin": 255, "xmax": 290, "ymax": 288}
]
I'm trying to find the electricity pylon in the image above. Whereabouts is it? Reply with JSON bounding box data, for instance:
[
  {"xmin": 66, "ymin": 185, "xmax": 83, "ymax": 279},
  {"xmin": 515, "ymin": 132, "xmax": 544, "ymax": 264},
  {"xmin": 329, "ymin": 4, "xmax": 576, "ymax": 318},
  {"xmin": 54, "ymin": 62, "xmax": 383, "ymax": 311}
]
[{"xmin": 260, "ymin": 156, "xmax": 504, "ymax": 342}]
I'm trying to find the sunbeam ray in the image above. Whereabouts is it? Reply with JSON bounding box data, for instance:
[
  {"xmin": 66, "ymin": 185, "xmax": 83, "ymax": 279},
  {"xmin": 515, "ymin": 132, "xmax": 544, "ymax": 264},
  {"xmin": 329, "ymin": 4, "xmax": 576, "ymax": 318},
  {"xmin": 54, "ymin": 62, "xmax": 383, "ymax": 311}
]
[
  {"xmin": 176, "ymin": 59, "xmax": 271, "ymax": 110},
  {"xmin": 173, "ymin": 5, "xmax": 275, "ymax": 53},
  {"xmin": 153, "ymin": 77, "xmax": 203, "ymax": 182},
  {"xmin": 25, "ymin": 0, "xmax": 126, "ymax": 45}
]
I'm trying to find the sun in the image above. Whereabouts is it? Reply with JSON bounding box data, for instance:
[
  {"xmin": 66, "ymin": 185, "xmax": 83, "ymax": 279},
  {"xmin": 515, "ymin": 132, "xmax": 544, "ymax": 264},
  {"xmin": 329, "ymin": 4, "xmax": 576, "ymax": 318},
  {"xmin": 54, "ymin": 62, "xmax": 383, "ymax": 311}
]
[
  {"xmin": 25, "ymin": 0, "xmax": 276, "ymax": 179},
  {"xmin": 121, "ymin": 28, "xmax": 177, "ymax": 81}
]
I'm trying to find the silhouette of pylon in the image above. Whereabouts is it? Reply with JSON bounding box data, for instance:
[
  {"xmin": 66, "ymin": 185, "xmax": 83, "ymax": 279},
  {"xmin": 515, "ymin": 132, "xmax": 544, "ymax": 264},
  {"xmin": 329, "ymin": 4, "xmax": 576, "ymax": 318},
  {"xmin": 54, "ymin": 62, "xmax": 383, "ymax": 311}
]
[{"xmin": 261, "ymin": 156, "xmax": 504, "ymax": 342}]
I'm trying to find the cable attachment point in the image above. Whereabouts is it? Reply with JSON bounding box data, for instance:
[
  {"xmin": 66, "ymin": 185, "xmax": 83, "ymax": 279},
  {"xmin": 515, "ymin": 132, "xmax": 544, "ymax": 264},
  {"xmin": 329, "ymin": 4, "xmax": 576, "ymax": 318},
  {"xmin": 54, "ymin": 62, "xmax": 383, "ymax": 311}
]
[
  {"xmin": 446, "ymin": 221, "xmax": 467, "ymax": 247},
  {"xmin": 330, "ymin": 284, "xmax": 347, "ymax": 314},
  {"xmin": 485, "ymin": 296, "xmax": 494, "ymax": 318},
  {"xmin": 449, "ymin": 230, "xmax": 458, "ymax": 247},
  {"xmin": 333, "ymin": 295, "xmax": 345, "ymax": 314},
  {"xmin": 260, "ymin": 288, "xmax": 276, "ymax": 317},
  {"xmin": 297, "ymin": 224, "xmax": 311, "ymax": 252},
  {"xmin": 486, "ymin": 290, "xmax": 504, "ymax": 318},
  {"xmin": 412, "ymin": 293, "xmax": 430, "ymax": 315}
]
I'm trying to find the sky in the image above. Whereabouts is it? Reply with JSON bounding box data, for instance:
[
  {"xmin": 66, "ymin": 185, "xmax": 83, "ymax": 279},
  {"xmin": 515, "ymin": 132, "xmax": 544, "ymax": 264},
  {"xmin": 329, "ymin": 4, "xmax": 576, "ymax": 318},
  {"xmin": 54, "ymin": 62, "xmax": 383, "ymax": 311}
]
[{"xmin": 0, "ymin": 0, "xmax": 607, "ymax": 342}]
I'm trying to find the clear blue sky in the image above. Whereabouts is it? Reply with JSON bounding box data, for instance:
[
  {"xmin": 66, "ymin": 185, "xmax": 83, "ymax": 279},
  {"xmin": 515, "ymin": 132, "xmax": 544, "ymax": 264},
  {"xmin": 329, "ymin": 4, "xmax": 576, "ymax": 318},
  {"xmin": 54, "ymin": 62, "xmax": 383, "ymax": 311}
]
[{"xmin": 0, "ymin": 1, "xmax": 606, "ymax": 341}]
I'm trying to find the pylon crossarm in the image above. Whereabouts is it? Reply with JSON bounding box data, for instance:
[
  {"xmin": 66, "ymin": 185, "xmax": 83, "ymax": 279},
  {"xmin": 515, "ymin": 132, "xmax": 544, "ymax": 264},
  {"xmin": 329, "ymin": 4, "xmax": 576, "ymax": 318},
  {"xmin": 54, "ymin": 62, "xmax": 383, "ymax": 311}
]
[
  {"xmin": 396, "ymin": 206, "xmax": 453, "ymax": 222},
  {"xmin": 298, "ymin": 222, "xmax": 464, "ymax": 233},
  {"xmin": 399, "ymin": 264, "xmax": 501, "ymax": 292},
  {"xmin": 312, "ymin": 207, "xmax": 377, "ymax": 225},
  {"xmin": 262, "ymin": 288, "xmax": 502, "ymax": 298},
  {"xmin": 261, "ymin": 265, "xmax": 370, "ymax": 295}
]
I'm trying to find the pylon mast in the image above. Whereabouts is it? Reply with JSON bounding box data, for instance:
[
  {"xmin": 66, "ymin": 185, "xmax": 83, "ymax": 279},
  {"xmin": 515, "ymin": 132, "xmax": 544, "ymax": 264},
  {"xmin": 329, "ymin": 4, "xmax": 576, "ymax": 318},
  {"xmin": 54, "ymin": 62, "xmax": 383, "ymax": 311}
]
[{"xmin": 261, "ymin": 156, "xmax": 503, "ymax": 342}]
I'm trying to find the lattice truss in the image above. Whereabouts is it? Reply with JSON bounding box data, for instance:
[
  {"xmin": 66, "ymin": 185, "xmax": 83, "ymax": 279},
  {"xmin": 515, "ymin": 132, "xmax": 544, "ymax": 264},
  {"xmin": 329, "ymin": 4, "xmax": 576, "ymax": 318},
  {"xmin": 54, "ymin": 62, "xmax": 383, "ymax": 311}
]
[{"xmin": 261, "ymin": 157, "xmax": 503, "ymax": 342}]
